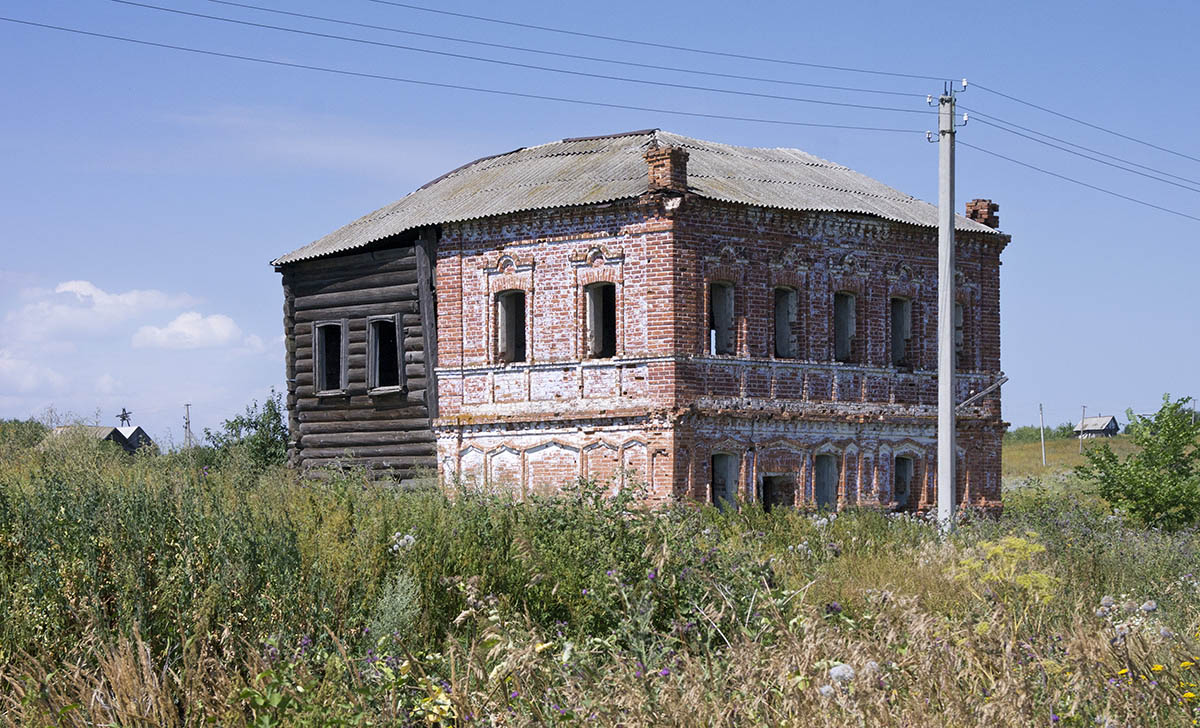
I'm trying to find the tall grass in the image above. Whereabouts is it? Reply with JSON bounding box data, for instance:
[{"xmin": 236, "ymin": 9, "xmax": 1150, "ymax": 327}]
[{"xmin": 1, "ymin": 432, "xmax": 1198, "ymax": 726}]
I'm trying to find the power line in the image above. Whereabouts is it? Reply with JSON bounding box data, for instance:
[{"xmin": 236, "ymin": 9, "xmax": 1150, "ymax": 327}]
[
  {"xmin": 960, "ymin": 141, "xmax": 1200, "ymax": 223},
  {"xmin": 109, "ymin": 0, "xmax": 932, "ymax": 116},
  {"xmin": 205, "ymin": 0, "xmax": 923, "ymax": 99},
  {"xmin": 973, "ymin": 82, "xmax": 1200, "ymax": 166},
  {"xmin": 971, "ymin": 117, "xmax": 1200, "ymax": 195},
  {"xmin": 358, "ymin": 0, "xmax": 948, "ymax": 82},
  {"xmin": 0, "ymin": 16, "xmax": 927, "ymax": 134},
  {"xmin": 962, "ymin": 106, "xmax": 1200, "ymax": 187}
]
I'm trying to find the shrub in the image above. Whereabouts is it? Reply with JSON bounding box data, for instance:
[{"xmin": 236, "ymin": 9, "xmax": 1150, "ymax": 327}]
[
  {"xmin": 203, "ymin": 389, "xmax": 288, "ymax": 472},
  {"xmin": 1077, "ymin": 394, "xmax": 1200, "ymax": 530}
]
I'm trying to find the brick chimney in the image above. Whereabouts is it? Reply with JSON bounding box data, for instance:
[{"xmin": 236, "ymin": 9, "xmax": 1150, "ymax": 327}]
[
  {"xmin": 644, "ymin": 145, "xmax": 689, "ymax": 193},
  {"xmin": 965, "ymin": 198, "xmax": 1000, "ymax": 228}
]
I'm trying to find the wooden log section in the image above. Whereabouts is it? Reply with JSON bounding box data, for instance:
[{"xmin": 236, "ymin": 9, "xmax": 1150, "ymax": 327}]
[{"xmin": 279, "ymin": 235, "xmax": 438, "ymax": 479}]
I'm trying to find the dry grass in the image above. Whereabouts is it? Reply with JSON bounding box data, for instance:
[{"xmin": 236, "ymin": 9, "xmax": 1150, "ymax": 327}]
[{"xmin": 1003, "ymin": 435, "xmax": 1140, "ymax": 481}]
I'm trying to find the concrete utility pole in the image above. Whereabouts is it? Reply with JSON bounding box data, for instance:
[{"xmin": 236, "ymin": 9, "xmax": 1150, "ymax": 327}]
[
  {"xmin": 1079, "ymin": 405, "xmax": 1087, "ymax": 454},
  {"xmin": 937, "ymin": 91, "xmax": 956, "ymax": 530},
  {"xmin": 184, "ymin": 403, "xmax": 193, "ymax": 449},
  {"xmin": 1039, "ymin": 403, "xmax": 1047, "ymax": 466}
]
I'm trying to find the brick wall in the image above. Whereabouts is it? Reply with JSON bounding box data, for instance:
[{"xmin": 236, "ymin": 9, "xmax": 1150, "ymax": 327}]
[{"xmin": 432, "ymin": 183, "xmax": 1008, "ymax": 512}]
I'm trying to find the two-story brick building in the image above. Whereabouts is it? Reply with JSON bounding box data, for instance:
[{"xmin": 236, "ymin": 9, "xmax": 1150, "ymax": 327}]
[{"xmin": 273, "ymin": 129, "xmax": 1008, "ymax": 512}]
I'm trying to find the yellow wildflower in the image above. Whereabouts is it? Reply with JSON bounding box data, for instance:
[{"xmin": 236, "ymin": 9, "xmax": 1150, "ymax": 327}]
[
  {"xmin": 534, "ymin": 642, "xmax": 555, "ymax": 653},
  {"xmin": 1117, "ymin": 668, "xmax": 1129, "ymax": 675},
  {"xmin": 1183, "ymin": 691, "xmax": 1196, "ymax": 700},
  {"xmin": 1152, "ymin": 664, "xmax": 1165, "ymax": 672},
  {"xmin": 1182, "ymin": 661, "xmax": 1196, "ymax": 668}
]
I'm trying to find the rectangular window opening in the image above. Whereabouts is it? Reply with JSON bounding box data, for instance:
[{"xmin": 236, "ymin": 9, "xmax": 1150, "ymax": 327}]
[
  {"xmin": 710, "ymin": 453, "xmax": 738, "ymax": 511},
  {"xmin": 497, "ymin": 290, "xmax": 527, "ymax": 363},
  {"xmin": 760, "ymin": 475, "xmax": 792, "ymax": 512},
  {"xmin": 369, "ymin": 315, "xmax": 404, "ymax": 391},
  {"xmin": 894, "ymin": 455, "xmax": 914, "ymax": 510},
  {"xmin": 586, "ymin": 282, "xmax": 617, "ymax": 359},
  {"xmin": 954, "ymin": 302, "xmax": 965, "ymax": 364},
  {"xmin": 890, "ymin": 297, "xmax": 912, "ymax": 367},
  {"xmin": 773, "ymin": 287, "xmax": 797, "ymax": 359},
  {"xmin": 709, "ymin": 282, "xmax": 734, "ymax": 355},
  {"xmin": 815, "ymin": 453, "xmax": 838, "ymax": 510},
  {"xmin": 315, "ymin": 322, "xmax": 344, "ymax": 393},
  {"xmin": 833, "ymin": 292, "xmax": 856, "ymax": 363}
]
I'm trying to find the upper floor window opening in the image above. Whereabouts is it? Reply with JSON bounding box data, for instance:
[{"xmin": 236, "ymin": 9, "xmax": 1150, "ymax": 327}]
[
  {"xmin": 496, "ymin": 289, "xmax": 527, "ymax": 363},
  {"xmin": 314, "ymin": 320, "xmax": 347, "ymax": 394},
  {"xmin": 773, "ymin": 287, "xmax": 798, "ymax": 359},
  {"xmin": 585, "ymin": 282, "xmax": 617, "ymax": 359},
  {"xmin": 890, "ymin": 297, "xmax": 913, "ymax": 367},
  {"xmin": 709, "ymin": 282, "xmax": 735, "ymax": 355},
  {"xmin": 368, "ymin": 314, "xmax": 405, "ymax": 392},
  {"xmin": 833, "ymin": 291, "xmax": 856, "ymax": 363}
]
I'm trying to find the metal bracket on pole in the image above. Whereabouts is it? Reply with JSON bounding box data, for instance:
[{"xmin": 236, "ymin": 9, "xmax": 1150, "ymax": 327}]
[{"xmin": 956, "ymin": 374, "xmax": 1008, "ymax": 413}]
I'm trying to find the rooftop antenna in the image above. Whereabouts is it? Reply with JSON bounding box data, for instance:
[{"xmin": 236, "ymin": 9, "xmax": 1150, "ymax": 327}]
[{"xmin": 116, "ymin": 408, "xmax": 133, "ymax": 426}]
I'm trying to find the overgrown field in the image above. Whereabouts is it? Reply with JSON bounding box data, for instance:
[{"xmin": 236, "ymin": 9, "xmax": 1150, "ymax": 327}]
[
  {"xmin": 1, "ymin": 434, "xmax": 1198, "ymax": 726},
  {"xmin": 1003, "ymin": 435, "xmax": 1140, "ymax": 482}
]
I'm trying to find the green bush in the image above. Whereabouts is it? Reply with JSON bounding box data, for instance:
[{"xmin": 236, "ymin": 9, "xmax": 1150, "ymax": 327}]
[
  {"xmin": 1077, "ymin": 394, "xmax": 1200, "ymax": 530},
  {"xmin": 203, "ymin": 388, "xmax": 288, "ymax": 472}
]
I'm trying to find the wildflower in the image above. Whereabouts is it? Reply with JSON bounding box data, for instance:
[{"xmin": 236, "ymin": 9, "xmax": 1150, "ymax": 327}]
[
  {"xmin": 824, "ymin": 601, "xmax": 843, "ymax": 616},
  {"xmin": 659, "ymin": 668, "xmax": 670, "ymax": 677},
  {"xmin": 829, "ymin": 663, "xmax": 855, "ymax": 684},
  {"xmin": 1141, "ymin": 600, "xmax": 1158, "ymax": 613},
  {"xmin": 817, "ymin": 684, "xmax": 835, "ymax": 698},
  {"xmin": 648, "ymin": 569, "xmax": 657, "ymax": 580},
  {"xmin": 1181, "ymin": 691, "xmax": 1195, "ymax": 700},
  {"xmin": 534, "ymin": 642, "xmax": 554, "ymax": 653},
  {"xmin": 1183, "ymin": 661, "xmax": 1196, "ymax": 668},
  {"xmin": 509, "ymin": 690, "xmax": 519, "ymax": 699},
  {"xmin": 1152, "ymin": 664, "xmax": 1165, "ymax": 672},
  {"xmin": 1117, "ymin": 668, "xmax": 1129, "ymax": 676}
]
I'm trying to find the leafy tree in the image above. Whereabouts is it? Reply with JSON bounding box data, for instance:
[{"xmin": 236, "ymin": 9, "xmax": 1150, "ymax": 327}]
[
  {"xmin": 204, "ymin": 389, "xmax": 289, "ymax": 471},
  {"xmin": 1076, "ymin": 394, "xmax": 1200, "ymax": 530}
]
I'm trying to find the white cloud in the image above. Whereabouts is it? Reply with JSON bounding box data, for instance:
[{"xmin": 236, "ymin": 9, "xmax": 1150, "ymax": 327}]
[
  {"xmin": 5, "ymin": 279, "xmax": 196, "ymax": 341},
  {"xmin": 0, "ymin": 349, "xmax": 65, "ymax": 393},
  {"xmin": 133, "ymin": 312, "xmax": 243, "ymax": 350}
]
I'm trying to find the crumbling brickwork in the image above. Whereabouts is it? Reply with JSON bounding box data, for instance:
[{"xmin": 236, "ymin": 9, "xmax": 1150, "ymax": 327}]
[{"xmin": 433, "ymin": 146, "xmax": 1009, "ymax": 512}]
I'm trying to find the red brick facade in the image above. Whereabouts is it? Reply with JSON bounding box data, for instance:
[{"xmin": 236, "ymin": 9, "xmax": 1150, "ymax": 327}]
[{"xmin": 433, "ymin": 149, "xmax": 1008, "ymax": 512}]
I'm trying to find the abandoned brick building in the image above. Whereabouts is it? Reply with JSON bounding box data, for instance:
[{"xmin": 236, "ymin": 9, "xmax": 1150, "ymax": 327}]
[{"xmin": 273, "ymin": 129, "xmax": 1008, "ymax": 512}]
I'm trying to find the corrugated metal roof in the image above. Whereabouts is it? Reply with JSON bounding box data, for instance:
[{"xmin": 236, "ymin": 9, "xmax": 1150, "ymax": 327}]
[
  {"xmin": 1074, "ymin": 416, "xmax": 1118, "ymax": 432},
  {"xmin": 273, "ymin": 129, "xmax": 1002, "ymax": 265}
]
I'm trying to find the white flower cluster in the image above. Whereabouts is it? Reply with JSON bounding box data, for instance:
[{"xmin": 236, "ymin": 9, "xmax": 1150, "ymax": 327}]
[
  {"xmin": 1095, "ymin": 593, "xmax": 1164, "ymax": 643},
  {"xmin": 786, "ymin": 540, "xmax": 815, "ymax": 557},
  {"xmin": 391, "ymin": 530, "xmax": 416, "ymax": 554}
]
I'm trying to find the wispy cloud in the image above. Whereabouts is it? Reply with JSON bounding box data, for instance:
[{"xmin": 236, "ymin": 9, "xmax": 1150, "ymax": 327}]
[{"xmin": 5, "ymin": 280, "xmax": 197, "ymax": 342}]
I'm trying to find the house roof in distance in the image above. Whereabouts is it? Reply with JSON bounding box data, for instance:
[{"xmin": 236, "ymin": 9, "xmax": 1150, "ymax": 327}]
[
  {"xmin": 273, "ymin": 129, "xmax": 1003, "ymax": 265},
  {"xmin": 1074, "ymin": 415, "xmax": 1119, "ymax": 432}
]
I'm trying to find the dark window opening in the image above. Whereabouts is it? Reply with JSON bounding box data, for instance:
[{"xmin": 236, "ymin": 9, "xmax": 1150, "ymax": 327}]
[
  {"xmin": 711, "ymin": 453, "xmax": 738, "ymax": 511},
  {"xmin": 760, "ymin": 475, "xmax": 792, "ymax": 512},
  {"xmin": 773, "ymin": 287, "xmax": 797, "ymax": 359},
  {"xmin": 497, "ymin": 290, "xmax": 527, "ymax": 363},
  {"xmin": 954, "ymin": 302, "xmax": 965, "ymax": 365},
  {"xmin": 709, "ymin": 282, "xmax": 734, "ymax": 355},
  {"xmin": 586, "ymin": 282, "xmax": 617, "ymax": 359},
  {"xmin": 316, "ymin": 322, "xmax": 344, "ymax": 393},
  {"xmin": 815, "ymin": 453, "xmax": 838, "ymax": 510},
  {"xmin": 369, "ymin": 316, "xmax": 404, "ymax": 390},
  {"xmin": 894, "ymin": 455, "xmax": 914, "ymax": 510},
  {"xmin": 890, "ymin": 297, "xmax": 913, "ymax": 367},
  {"xmin": 833, "ymin": 292, "xmax": 856, "ymax": 363}
]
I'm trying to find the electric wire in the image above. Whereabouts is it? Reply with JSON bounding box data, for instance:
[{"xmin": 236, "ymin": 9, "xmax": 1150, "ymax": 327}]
[
  {"xmin": 973, "ymin": 82, "xmax": 1200, "ymax": 166},
  {"xmin": 960, "ymin": 141, "xmax": 1200, "ymax": 223},
  {"xmin": 108, "ymin": 0, "xmax": 932, "ymax": 116},
  {"xmin": 961, "ymin": 106, "xmax": 1200, "ymax": 187},
  {"xmin": 357, "ymin": 0, "xmax": 948, "ymax": 82},
  {"xmin": 203, "ymin": 0, "xmax": 924, "ymax": 99},
  {"xmin": 970, "ymin": 118, "xmax": 1200, "ymax": 195},
  {"xmin": 0, "ymin": 16, "xmax": 927, "ymax": 134}
]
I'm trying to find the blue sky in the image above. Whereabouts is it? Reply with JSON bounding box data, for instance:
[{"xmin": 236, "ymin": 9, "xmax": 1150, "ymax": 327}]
[{"xmin": 2, "ymin": 0, "xmax": 1197, "ymax": 443}]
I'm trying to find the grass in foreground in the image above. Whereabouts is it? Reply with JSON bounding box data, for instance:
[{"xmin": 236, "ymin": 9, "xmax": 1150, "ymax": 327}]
[{"xmin": 0, "ymin": 434, "xmax": 1198, "ymax": 726}]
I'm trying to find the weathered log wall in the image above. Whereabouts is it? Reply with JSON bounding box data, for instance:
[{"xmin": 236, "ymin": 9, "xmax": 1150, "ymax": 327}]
[{"xmin": 279, "ymin": 236, "xmax": 437, "ymax": 482}]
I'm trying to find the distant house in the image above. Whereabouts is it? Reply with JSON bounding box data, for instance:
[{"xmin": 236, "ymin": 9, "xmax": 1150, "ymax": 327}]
[
  {"xmin": 1074, "ymin": 416, "xmax": 1119, "ymax": 439},
  {"xmin": 48, "ymin": 425, "xmax": 156, "ymax": 454}
]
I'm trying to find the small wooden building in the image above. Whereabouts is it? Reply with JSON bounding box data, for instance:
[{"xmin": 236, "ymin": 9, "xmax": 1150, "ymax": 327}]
[{"xmin": 1074, "ymin": 415, "xmax": 1119, "ymax": 439}]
